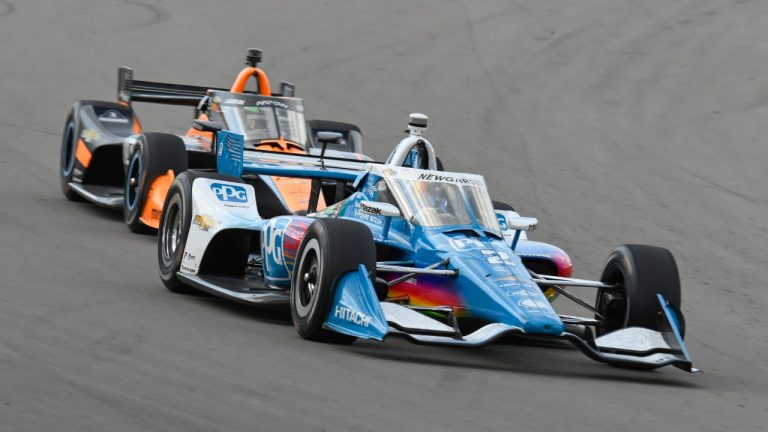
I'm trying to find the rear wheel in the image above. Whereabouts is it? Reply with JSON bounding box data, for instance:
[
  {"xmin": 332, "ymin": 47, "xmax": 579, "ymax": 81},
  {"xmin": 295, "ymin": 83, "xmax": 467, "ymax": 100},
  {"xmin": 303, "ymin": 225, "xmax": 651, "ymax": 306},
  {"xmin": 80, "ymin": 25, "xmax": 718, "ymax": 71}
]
[
  {"xmin": 595, "ymin": 244, "xmax": 683, "ymax": 337},
  {"xmin": 492, "ymin": 200, "xmax": 515, "ymax": 212},
  {"xmin": 124, "ymin": 133, "xmax": 188, "ymax": 233},
  {"xmin": 290, "ymin": 218, "xmax": 376, "ymax": 343},
  {"xmin": 59, "ymin": 113, "xmax": 85, "ymax": 201}
]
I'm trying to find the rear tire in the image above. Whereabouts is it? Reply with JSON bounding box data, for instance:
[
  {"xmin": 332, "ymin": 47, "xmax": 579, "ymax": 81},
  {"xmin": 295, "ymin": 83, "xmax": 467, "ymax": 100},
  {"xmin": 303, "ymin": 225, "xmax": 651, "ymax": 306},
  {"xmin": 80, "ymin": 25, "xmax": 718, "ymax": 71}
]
[
  {"xmin": 596, "ymin": 244, "xmax": 683, "ymax": 337},
  {"xmin": 59, "ymin": 112, "xmax": 85, "ymax": 201},
  {"xmin": 124, "ymin": 133, "xmax": 188, "ymax": 233},
  {"xmin": 290, "ymin": 218, "xmax": 376, "ymax": 343},
  {"xmin": 157, "ymin": 171, "xmax": 243, "ymax": 294},
  {"xmin": 492, "ymin": 200, "xmax": 515, "ymax": 212}
]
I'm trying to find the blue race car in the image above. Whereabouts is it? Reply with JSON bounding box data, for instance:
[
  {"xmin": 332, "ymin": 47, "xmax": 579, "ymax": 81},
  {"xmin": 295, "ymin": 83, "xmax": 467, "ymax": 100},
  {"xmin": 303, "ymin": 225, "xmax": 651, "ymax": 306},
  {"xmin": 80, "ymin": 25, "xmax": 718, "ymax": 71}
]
[{"xmin": 156, "ymin": 113, "xmax": 696, "ymax": 373}]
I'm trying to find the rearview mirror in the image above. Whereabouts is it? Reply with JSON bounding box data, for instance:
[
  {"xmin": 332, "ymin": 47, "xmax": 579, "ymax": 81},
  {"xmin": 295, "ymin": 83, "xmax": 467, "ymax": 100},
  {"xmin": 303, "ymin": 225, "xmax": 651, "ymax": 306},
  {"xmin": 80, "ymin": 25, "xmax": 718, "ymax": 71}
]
[
  {"xmin": 504, "ymin": 216, "xmax": 538, "ymax": 232},
  {"xmin": 192, "ymin": 119, "xmax": 223, "ymax": 133},
  {"xmin": 317, "ymin": 131, "xmax": 343, "ymax": 145},
  {"xmin": 358, "ymin": 200, "xmax": 401, "ymax": 218},
  {"xmin": 280, "ymin": 81, "xmax": 296, "ymax": 97}
]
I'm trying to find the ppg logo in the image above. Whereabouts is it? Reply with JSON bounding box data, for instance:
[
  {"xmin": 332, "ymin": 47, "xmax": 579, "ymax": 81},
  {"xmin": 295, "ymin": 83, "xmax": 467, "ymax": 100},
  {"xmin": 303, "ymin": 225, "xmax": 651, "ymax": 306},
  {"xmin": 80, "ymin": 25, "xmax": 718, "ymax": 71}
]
[
  {"xmin": 211, "ymin": 182, "xmax": 247, "ymax": 203},
  {"xmin": 496, "ymin": 213, "xmax": 508, "ymax": 230}
]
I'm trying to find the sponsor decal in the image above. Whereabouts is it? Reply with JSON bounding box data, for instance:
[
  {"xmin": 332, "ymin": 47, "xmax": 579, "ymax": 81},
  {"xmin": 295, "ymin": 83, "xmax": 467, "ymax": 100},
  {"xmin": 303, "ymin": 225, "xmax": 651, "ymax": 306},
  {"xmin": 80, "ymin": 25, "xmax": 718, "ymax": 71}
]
[
  {"xmin": 450, "ymin": 238, "xmax": 515, "ymax": 266},
  {"xmin": 449, "ymin": 237, "xmax": 485, "ymax": 250},
  {"xmin": 353, "ymin": 209, "xmax": 383, "ymax": 226},
  {"xmin": 81, "ymin": 129, "xmax": 100, "ymax": 142},
  {"xmin": 417, "ymin": 172, "xmax": 482, "ymax": 186},
  {"xmin": 496, "ymin": 213, "xmax": 508, "ymax": 230},
  {"xmin": 223, "ymin": 98, "xmax": 245, "ymax": 105},
  {"xmin": 484, "ymin": 249, "xmax": 515, "ymax": 265},
  {"xmin": 359, "ymin": 202, "xmax": 382, "ymax": 215},
  {"xmin": 210, "ymin": 182, "xmax": 247, "ymax": 203},
  {"xmin": 253, "ymin": 99, "xmax": 289, "ymax": 109},
  {"xmin": 181, "ymin": 251, "xmax": 198, "ymax": 273},
  {"xmin": 98, "ymin": 109, "xmax": 129, "ymax": 124},
  {"xmin": 192, "ymin": 214, "xmax": 220, "ymax": 232},
  {"xmin": 518, "ymin": 298, "xmax": 550, "ymax": 309},
  {"xmin": 264, "ymin": 227, "xmax": 284, "ymax": 266},
  {"xmin": 505, "ymin": 289, "xmax": 530, "ymax": 297},
  {"xmin": 334, "ymin": 306, "xmax": 372, "ymax": 327},
  {"xmin": 224, "ymin": 134, "xmax": 241, "ymax": 153}
]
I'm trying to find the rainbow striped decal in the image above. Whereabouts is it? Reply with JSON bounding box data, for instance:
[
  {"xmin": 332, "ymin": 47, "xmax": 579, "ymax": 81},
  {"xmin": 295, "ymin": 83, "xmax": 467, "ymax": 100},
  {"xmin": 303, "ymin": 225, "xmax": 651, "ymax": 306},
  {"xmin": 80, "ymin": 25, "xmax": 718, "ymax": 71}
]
[
  {"xmin": 282, "ymin": 218, "xmax": 311, "ymax": 273},
  {"xmin": 386, "ymin": 274, "xmax": 466, "ymax": 315}
]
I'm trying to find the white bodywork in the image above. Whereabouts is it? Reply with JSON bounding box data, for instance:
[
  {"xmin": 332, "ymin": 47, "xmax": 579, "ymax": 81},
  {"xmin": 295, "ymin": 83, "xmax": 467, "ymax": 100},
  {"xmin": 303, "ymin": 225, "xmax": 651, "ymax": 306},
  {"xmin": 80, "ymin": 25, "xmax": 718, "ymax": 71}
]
[
  {"xmin": 179, "ymin": 178, "xmax": 263, "ymax": 275},
  {"xmin": 495, "ymin": 209, "xmax": 530, "ymax": 247}
]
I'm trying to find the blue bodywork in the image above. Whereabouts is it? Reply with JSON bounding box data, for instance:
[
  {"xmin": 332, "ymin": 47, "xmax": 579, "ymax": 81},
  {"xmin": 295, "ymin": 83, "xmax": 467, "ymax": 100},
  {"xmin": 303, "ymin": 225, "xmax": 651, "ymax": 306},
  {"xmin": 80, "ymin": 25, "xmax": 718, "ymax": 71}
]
[
  {"xmin": 212, "ymin": 131, "xmax": 694, "ymax": 372},
  {"xmin": 319, "ymin": 173, "xmax": 567, "ymax": 337},
  {"xmin": 216, "ymin": 132, "xmax": 572, "ymax": 336}
]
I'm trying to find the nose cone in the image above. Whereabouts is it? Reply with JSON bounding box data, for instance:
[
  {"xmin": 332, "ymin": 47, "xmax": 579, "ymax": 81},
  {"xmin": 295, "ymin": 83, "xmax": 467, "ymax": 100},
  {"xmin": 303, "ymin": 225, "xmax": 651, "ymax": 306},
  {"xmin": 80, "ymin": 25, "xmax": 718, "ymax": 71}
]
[
  {"xmin": 448, "ymin": 243, "xmax": 565, "ymax": 336},
  {"xmin": 522, "ymin": 316, "xmax": 564, "ymax": 335}
]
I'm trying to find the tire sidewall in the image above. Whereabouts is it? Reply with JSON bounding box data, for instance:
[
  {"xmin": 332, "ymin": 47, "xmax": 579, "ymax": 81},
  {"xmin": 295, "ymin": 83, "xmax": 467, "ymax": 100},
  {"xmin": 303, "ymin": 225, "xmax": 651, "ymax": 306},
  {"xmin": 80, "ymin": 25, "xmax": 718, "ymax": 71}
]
[
  {"xmin": 60, "ymin": 114, "xmax": 77, "ymax": 180},
  {"xmin": 123, "ymin": 146, "xmax": 149, "ymax": 227},
  {"xmin": 291, "ymin": 226, "xmax": 334, "ymax": 336},
  {"xmin": 158, "ymin": 174, "xmax": 193, "ymax": 283}
]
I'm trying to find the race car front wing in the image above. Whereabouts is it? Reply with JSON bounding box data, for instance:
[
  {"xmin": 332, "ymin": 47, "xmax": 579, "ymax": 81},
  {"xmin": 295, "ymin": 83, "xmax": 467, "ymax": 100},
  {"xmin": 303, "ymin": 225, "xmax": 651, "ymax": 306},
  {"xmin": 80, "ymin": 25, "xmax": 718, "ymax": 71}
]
[{"xmin": 323, "ymin": 265, "xmax": 698, "ymax": 372}]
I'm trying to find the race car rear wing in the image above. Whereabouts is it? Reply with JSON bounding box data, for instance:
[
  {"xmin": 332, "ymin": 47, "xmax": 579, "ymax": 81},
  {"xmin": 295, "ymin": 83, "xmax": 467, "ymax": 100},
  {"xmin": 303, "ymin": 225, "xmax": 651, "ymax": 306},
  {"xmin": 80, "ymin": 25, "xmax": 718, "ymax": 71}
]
[
  {"xmin": 117, "ymin": 66, "xmax": 228, "ymax": 106},
  {"xmin": 117, "ymin": 66, "xmax": 298, "ymax": 106},
  {"xmin": 216, "ymin": 130, "xmax": 379, "ymax": 212},
  {"xmin": 216, "ymin": 130, "xmax": 378, "ymax": 181}
]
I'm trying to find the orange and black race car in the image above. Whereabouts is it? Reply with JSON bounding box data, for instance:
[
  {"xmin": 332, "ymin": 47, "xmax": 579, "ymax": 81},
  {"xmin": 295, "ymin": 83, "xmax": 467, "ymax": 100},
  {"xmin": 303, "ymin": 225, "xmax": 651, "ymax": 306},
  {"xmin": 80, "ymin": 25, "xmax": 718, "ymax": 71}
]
[{"xmin": 59, "ymin": 48, "xmax": 366, "ymax": 232}]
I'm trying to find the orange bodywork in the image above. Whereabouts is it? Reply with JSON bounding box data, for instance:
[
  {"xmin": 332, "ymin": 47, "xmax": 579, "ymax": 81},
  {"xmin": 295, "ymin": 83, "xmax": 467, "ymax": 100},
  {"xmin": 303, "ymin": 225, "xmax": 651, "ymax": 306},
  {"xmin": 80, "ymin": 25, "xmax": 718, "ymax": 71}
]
[
  {"xmin": 75, "ymin": 139, "xmax": 92, "ymax": 168},
  {"xmin": 184, "ymin": 113, "xmax": 213, "ymax": 146},
  {"xmin": 137, "ymin": 66, "xmax": 318, "ymax": 226},
  {"xmin": 139, "ymin": 170, "xmax": 175, "ymax": 229},
  {"xmin": 256, "ymin": 138, "xmax": 326, "ymax": 213},
  {"xmin": 133, "ymin": 115, "xmax": 142, "ymax": 134}
]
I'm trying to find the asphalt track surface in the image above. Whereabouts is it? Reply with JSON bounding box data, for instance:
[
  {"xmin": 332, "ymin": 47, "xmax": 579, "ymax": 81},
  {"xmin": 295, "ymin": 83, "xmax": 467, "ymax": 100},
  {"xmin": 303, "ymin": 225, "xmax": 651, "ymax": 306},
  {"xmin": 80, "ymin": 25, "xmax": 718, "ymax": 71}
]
[{"xmin": 1, "ymin": 1, "xmax": 767, "ymax": 431}]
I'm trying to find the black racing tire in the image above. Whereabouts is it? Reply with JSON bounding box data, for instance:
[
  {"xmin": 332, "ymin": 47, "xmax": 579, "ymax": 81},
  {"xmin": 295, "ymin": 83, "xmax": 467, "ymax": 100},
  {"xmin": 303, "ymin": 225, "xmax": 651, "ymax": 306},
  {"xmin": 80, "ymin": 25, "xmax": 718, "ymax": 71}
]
[
  {"xmin": 290, "ymin": 218, "xmax": 376, "ymax": 344},
  {"xmin": 124, "ymin": 133, "xmax": 188, "ymax": 234},
  {"xmin": 492, "ymin": 200, "xmax": 515, "ymax": 212},
  {"xmin": 59, "ymin": 111, "xmax": 85, "ymax": 201},
  {"xmin": 596, "ymin": 244, "xmax": 683, "ymax": 337},
  {"xmin": 157, "ymin": 171, "xmax": 243, "ymax": 294}
]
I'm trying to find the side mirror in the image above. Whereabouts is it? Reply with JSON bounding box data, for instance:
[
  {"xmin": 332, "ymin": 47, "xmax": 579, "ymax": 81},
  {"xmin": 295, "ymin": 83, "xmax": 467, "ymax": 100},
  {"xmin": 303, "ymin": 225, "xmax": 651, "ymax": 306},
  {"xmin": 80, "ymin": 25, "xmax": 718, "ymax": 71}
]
[
  {"xmin": 317, "ymin": 131, "xmax": 343, "ymax": 166},
  {"xmin": 192, "ymin": 119, "xmax": 224, "ymax": 133},
  {"xmin": 505, "ymin": 216, "xmax": 538, "ymax": 232},
  {"xmin": 317, "ymin": 131, "xmax": 343, "ymax": 145},
  {"xmin": 358, "ymin": 200, "xmax": 401, "ymax": 218},
  {"xmin": 280, "ymin": 81, "xmax": 296, "ymax": 97}
]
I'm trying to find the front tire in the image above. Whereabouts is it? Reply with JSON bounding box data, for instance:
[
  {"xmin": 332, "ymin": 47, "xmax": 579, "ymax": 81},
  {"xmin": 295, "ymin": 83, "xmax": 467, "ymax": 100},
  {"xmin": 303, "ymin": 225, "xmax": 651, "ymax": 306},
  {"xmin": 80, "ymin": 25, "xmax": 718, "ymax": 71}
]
[
  {"xmin": 595, "ymin": 244, "xmax": 683, "ymax": 337},
  {"xmin": 157, "ymin": 171, "xmax": 245, "ymax": 294},
  {"xmin": 290, "ymin": 218, "xmax": 376, "ymax": 343},
  {"xmin": 124, "ymin": 133, "xmax": 188, "ymax": 233}
]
